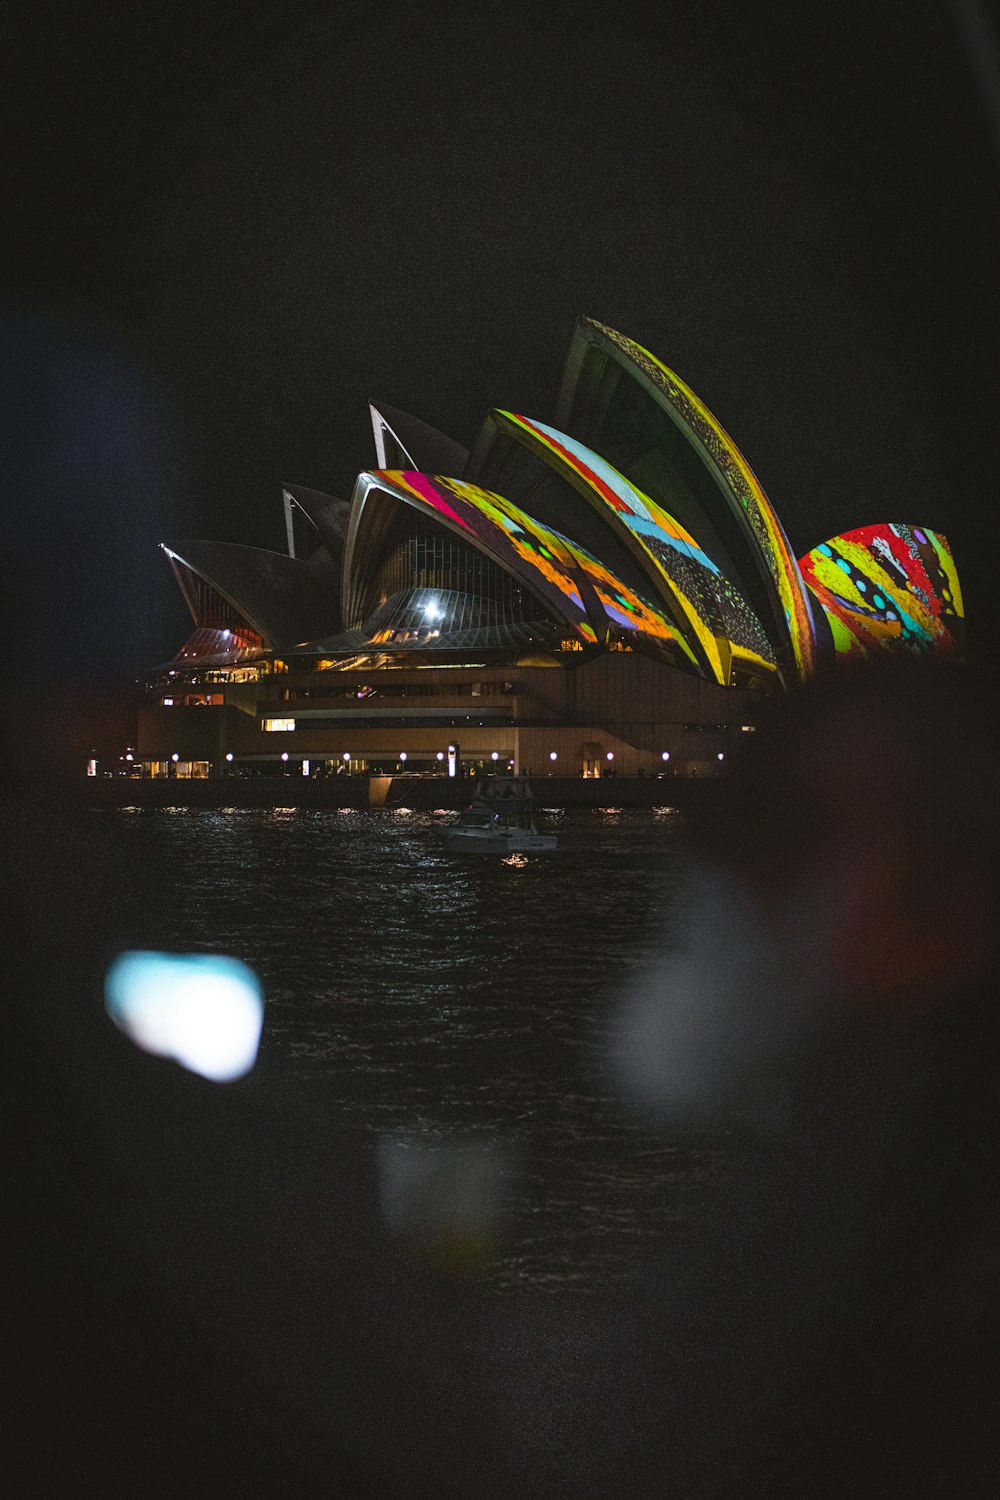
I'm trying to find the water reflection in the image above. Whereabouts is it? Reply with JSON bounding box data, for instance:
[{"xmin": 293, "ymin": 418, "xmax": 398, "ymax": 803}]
[{"xmin": 104, "ymin": 806, "xmax": 725, "ymax": 1290}]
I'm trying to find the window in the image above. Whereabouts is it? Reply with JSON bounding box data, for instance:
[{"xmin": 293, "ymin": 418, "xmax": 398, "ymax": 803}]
[{"xmin": 263, "ymin": 718, "xmax": 296, "ymax": 732}]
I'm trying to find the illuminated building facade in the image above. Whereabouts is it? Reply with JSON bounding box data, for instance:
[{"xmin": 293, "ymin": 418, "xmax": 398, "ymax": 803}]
[{"xmin": 134, "ymin": 319, "xmax": 964, "ymax": 781}]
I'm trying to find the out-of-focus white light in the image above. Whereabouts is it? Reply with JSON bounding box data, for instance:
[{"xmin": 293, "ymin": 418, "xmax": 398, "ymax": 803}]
[
  {"xmin": 222, "ymin": 628, "xmax": 230, "ymax": 639},
  {"xmin": 549, "ymin": 751, "xmax": 557, "ymax": 761},
  {"xmin": 225, "ymin": 752, "xmax": 233, "ymax": 762},
  {"xmin": 281, "ymin": 751, "xmax": 289, "ymax": 762},
  {"xmin": 343, "ymin": 751, "xmax": 350, "ymax": 761},
  {"xmin": 717, "ymin": 752, "xmax": 725, "ymax": 761},
  {"xmin": 399, "ymin": 751, "xmax": 407, "ymax": 761},
  {"xmin": 436, "ymin": 751, "xmax": 445, "ymax": 762},
  {"xmin": 424, "ymin": 598, "xmax": 443, "ymax": 620},
  {"xmin": 490, "ymin": 751, "xmax": 499, "ymax": 762},
  {"xmin": 606, "ymin": 752, "xmax": 614, "ymax": 761},
  {"xmin": 104, "ymin": 951, "xmax": 264, "ymax": 1082},
  {"xmin": 171, "ymin": 753, "xmax": 179, "ymax": 762},
  {"xmin": 125, "ymin": 752, "xmax": 133, "ymax": 762},
  {"xmin": 661, "ymin": 751, "xmax": 670, "ymax": 762}
]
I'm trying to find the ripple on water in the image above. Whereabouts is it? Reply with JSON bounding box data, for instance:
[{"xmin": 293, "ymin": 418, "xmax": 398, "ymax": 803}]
[{"xmin": 102, "ymin": 805, "xmax": 727, "ymax": 1291}]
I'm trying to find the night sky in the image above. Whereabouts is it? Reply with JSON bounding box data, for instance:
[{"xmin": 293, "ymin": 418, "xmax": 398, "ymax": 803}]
[{"xmin": 4, "ymin": 0, "xmax": 999, "ymax": 708}]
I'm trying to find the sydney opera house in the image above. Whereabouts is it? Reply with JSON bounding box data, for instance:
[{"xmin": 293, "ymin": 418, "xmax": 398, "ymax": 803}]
[{"xmin": 134, "ymin": 318, "xmax": 964, "ymax": 782}]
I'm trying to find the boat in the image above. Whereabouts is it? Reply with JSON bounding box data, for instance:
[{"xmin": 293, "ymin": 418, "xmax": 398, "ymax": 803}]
[{"xmin": 438, "ymin": 776, "xmax": 557, "ymax": 854}]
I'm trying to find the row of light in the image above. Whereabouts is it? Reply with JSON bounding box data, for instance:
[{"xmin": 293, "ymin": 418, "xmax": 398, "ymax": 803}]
[{"xmin": 171, "ymin": 748, "xmax": 723, "ymax": 765}]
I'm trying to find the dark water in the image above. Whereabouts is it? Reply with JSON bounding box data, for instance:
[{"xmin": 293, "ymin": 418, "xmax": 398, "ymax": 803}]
[{"xmin": 101, "ymin": 803, "xmax": 729, "ymax": 1291}]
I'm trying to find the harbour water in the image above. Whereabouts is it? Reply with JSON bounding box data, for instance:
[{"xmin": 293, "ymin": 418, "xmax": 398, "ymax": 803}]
[{"xmin": 98, "ymin": 803, "xmax": 730, "ymax": 1292}]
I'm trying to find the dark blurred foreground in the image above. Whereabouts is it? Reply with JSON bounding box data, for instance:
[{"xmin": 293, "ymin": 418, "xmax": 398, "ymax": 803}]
[{"xmin": 10, "ymin": 662, "xmax": 1000, "ymax": 1496}]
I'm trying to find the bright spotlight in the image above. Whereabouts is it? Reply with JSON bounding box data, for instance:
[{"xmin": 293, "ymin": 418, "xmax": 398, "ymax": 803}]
[
  {"xmin": 661, "ymin": 751, "xmax": 670, "ymax": 761},
  {"xmin": 549, "ymin": 751, "xmax": 557, "ymax": 761},
  {"xmin": 104, "ymin": 951, "xmax": 264, "ymax": 1082},
  {"xmin": 606, "ymin": 752, "xmax": 614, "ymax": 761},
  {"xmin": 491, "ymin": 751, "xmax": 499, "ymax": 762}
]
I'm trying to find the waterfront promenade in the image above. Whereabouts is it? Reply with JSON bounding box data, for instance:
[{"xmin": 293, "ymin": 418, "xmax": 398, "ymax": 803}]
[{"xmin": 81, "ymin": 771, "xmax": 732, "ymax": 811}]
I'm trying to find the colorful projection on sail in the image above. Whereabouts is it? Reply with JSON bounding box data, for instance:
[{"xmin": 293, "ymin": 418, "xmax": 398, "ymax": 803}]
[
  {"xmin": 374, "ymin": 471, "xmax": 695, "ymax": 660},
  {"xmin": 589, "ymin": 321, "xmax": 817, "ymax": 682},
  {"xmin": 498, "ymin": 413, "xmax": 777, "ymax": 683},
  {"xmin": 799, "ymin": 524, "xmax": 964, "ymax": 659}
]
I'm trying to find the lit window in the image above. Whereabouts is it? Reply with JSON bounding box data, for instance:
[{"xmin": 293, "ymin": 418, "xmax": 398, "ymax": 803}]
[
  {"xmin": 263, "ymin": 718, "xmax": 296, "ymax": 732},
  {"xmin": 162, "ymin": 697, "xmax": 174, "ymax": 706}
]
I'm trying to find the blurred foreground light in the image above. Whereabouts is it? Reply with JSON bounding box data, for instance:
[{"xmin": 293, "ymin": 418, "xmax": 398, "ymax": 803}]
[
  {"xmin": 104, "ymin": 951, "xmax": 264, "ymax": 1082},
  {"xmin": 378, "ymin": 1134, "xmax": 512, "ymax": 1272}
]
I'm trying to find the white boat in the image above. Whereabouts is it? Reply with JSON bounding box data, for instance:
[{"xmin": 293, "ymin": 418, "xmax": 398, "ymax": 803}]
[{"xmin": 438, "ymin": 776, "xmax": 557, "ymax": 854}]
